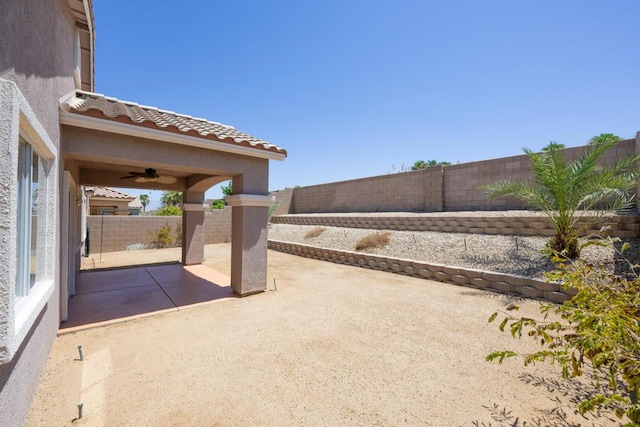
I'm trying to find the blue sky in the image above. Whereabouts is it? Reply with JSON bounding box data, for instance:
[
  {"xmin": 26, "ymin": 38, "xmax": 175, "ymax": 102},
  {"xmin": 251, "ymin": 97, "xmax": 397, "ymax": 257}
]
[{"xmin": 94, "ymin": 1, "xmax": 640, "ymax": 208}]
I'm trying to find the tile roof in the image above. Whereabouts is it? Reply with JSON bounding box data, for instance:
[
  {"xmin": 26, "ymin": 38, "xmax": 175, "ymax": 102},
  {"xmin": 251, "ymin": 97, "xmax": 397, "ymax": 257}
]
[
  {"xmin": 86, "ymin": 186, "xmax": 135, "ymax": 200},
  {"xmin": 61, "ymin": 91, "xmax": 287, "ymax": 157},
  {"xmin": 128, "ymin": 196, "xmax": 143, "ymax": 209}
]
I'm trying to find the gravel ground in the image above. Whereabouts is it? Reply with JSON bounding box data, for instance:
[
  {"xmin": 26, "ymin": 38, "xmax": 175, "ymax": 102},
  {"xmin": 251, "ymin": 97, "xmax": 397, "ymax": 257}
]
[
  {"xmin": 268, "ymin": 223, "xmax": 640, "ymax": 279},
  {"xmin": 27, "ymin": 246, "xmax": 622, "ymax": 426}
]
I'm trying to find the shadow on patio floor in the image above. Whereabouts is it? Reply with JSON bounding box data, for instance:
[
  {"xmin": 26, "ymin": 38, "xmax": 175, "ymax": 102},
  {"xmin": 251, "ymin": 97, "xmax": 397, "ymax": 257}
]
[{"xmin": 60, "ymin": 262, "xmax": 235, "ymax": 333}]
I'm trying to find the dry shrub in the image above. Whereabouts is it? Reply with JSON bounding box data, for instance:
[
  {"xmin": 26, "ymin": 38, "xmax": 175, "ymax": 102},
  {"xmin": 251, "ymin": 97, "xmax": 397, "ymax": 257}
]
[
  {"xmin": 305, "ymin": 227, "xmax": 327, "ymax": 239},
  {"xmin": 355, "ymin": 231, "xmax": 391, "ymax": 251}
]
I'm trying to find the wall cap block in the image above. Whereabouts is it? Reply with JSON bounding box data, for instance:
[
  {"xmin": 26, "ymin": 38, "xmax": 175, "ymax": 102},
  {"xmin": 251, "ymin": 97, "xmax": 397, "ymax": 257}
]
[{"xmin": 226, "ymin": 194, "xmax": 275, "ymax": 207}]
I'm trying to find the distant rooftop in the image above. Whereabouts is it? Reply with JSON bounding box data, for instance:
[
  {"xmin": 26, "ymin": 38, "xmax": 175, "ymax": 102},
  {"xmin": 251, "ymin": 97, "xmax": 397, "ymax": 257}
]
[{"xmin": 86, "ymin": 186, "xmax": 135, "ymax": 200}]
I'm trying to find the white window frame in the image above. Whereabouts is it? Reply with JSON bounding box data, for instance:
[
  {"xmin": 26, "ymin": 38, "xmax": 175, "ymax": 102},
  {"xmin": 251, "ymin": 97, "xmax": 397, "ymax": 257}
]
[
  {"xmin": 73, "ymin": 26, "xmax": 82, "ymax": 89},
  {"xmin": 0, "ymin": 79, "xmax": 57, "ymax": 364}
]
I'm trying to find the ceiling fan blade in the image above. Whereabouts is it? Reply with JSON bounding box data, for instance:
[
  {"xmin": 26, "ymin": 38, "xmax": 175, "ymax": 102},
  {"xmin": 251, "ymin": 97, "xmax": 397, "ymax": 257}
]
[
  {"xmin": 156, "ymin": 175, "xmax": 177, "ymax": 184},
  {"xmin": 120, "ymin": 175, "xmax": 136, "ymax": 179},
  {"xmin": 134, "ymin": 176, "xmax": 157, "ymax": 183}
]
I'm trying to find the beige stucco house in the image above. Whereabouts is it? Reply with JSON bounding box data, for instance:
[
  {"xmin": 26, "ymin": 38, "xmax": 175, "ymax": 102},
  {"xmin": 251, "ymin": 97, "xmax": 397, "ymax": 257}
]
[
  {"xmin": 0, "ymin": 1, "xmax": 286, "ymax": 425},
  {"xmin": 86, "ymin": 186, "xmax": 138, "ymax": 215}
]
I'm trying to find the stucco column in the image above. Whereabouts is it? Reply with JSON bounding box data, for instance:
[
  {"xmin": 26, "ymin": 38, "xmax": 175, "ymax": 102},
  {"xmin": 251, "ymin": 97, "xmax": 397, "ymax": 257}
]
[
  {"xmin": 226, "ymin": 194, "xmax": 273, "ymax": 296},
  {"xmin": 181, "ymin": 191, "xmax": 205, "ymax": 265}
]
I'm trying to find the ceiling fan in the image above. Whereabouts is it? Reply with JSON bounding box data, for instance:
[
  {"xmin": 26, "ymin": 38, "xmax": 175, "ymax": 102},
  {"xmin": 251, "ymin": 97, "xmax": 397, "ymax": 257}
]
[{"xmin": 120, "ymin": 168, "xmax": 177, "ymax": 184}]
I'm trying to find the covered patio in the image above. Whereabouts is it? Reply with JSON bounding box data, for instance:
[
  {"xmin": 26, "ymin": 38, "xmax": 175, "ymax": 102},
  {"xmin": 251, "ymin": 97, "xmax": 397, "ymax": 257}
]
[
  {"xmin": 61, "ymin": 262, "xmax": 234, "ymax": 332},
  {"xmin": 58, "ymin": 90, "xmax": 286, "ymax": 324}
]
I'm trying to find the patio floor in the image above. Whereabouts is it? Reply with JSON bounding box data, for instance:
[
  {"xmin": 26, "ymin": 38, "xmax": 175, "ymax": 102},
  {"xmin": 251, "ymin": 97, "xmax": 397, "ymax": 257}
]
[{"xmin": 60, "ymin": 262, "xmax": 235, "ymax": 333}]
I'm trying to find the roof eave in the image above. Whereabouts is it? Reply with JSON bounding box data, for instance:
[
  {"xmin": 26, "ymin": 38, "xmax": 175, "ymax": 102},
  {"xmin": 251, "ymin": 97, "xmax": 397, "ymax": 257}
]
[{"xmin": 59, "ymin": 110, "xmax": 287, "ymax": 161}]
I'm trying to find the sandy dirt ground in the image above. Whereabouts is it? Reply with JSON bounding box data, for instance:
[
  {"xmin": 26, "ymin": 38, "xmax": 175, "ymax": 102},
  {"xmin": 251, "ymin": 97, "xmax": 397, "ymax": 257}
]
[{"xmin": 26, "ymin": 245, "xmax": 621, "ymax": 426}]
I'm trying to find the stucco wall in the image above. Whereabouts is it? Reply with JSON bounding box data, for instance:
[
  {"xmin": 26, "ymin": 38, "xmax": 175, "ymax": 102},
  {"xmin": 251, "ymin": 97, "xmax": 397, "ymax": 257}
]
[
  {"xmin": 276, "ymin": 139, "xmax": 637, "ymax": 214},
  {"xmin": 0, "ymin": 1, "xmax": 78, "ymax": 425},
  {"xmin": 86, "ymin": 208, "xmax": 232, "ymax": 254}
]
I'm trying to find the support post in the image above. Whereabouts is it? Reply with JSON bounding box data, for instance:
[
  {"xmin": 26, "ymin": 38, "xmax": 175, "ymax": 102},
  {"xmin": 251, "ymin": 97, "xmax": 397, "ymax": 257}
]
[
  {"xmin": 181, "ymin": 191, "xmax": 205, "ymax": 265},
  {"xmin": 226, "ymin": 194, "xmax": 273, "ymax": 296}
]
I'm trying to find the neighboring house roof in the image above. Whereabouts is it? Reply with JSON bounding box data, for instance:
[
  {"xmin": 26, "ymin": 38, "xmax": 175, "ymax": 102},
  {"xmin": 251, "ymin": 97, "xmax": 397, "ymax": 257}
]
[
  {"xmin": 60, "ymin": 91, "xmax": 287, "ymax": 158},
  {"xmin": 86, "ymin": 186, "xmax": 135, "ymax": 201},
  {"xmin": 128, "ymin": 196, "xmax": 143, "ymax": 210}
]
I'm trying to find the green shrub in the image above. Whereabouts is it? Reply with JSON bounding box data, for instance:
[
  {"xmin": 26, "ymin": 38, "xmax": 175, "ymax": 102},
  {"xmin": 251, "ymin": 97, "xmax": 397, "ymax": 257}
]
[
  {"xmin": 154, "ymin": 205, "xmax": 182, "ymax": 216},
  {"xmin": 174, "ymin": 222, "xmax": 182, "ymax": 247},
  {"xmin": 211, "ymin": 199, "xmax": 225, "ymax": 210},
  {"xmin": 150, "ymin": 224, "xmax": 174, "ymax": 248},
  {"xmin": 487, "ymin": 238, "xmax": 640, "ymax": 425},
  {"xmin": 268, "ymin": 201, "xmax": 281, "ymax": 218}
]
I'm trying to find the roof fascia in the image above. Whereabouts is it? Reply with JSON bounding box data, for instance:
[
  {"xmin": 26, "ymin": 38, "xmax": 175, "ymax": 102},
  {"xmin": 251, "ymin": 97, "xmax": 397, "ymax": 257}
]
[
  {"xmin": 59, "ymin": 110, "xmax": 286, "ymax": 161},
  {"xmin": 89, "ymin": 196, "xmax": 135, "ymax": 202}
]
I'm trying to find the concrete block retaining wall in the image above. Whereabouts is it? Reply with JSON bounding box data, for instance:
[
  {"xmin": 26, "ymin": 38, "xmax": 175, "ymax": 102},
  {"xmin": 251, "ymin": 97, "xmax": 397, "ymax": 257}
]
[
  {"xmin": 268, "ymin": 240, "xmax": 576, "ymax": 303},
  {"xmin": 271, "ymin": 214, "xmax": 640, "ymax": 239}
]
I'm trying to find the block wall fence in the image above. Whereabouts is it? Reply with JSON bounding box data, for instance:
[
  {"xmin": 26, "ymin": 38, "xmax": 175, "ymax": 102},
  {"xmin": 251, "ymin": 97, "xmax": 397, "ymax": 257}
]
[
  {"xmin": 272, "ymin": 138, "xmax": 638, "ymax": 214},
  {"xmin": 86, "ymin": 207, "xmax": 231, "ymax": 254}
]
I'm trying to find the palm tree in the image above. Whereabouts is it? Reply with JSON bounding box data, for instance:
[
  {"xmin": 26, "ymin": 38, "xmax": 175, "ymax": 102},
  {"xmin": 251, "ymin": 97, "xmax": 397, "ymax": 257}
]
[
  {"xmin": 411, "ymin": 160, "xmax": 428, "ymax": 170},
  {"xmin": 482, "ymin": 135, "xmax": 639, "ymax": 258},
  {"xmin": 221, "ymin": 181, "xmax": 233, "ymax": 197},
  {"xmin": 139, "ymin": 194, "xmax": 149, "ymax": 213},
  {"xmin": 411, "ymin": 160, "xmax": 451, "ymax": 170},
  {"xmin": 160, "ymin": 191, "xmax": 183, "ymax": 207}
]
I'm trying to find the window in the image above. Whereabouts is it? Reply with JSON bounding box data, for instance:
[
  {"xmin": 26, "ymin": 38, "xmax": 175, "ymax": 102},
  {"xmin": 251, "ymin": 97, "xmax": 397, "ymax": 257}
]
[
  {"xmin": 16, "ymin": 137, "xmax": 48, "ymax": 298},
  {"xmin": 0, "ymin": 78, "xmax": 56, "ymax": 365},
  {"xmin": 89, "ymin": 206, "xmax": 116, "ymax": 215}
]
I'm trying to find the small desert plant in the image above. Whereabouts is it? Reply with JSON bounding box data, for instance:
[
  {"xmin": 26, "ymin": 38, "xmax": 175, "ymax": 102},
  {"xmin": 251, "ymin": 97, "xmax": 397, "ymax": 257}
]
[
  {"xmin": 210, "ymin": 199, "xmax": 225, "ymax": 210},
  {"xmin": 305, "ymin": 227, "xmax": 327, "ymax": 239},
  {"xmin": 268, "ymin": 201, "xmax": 282, "ymax": 219},
  {"xmin": 174, "ymin": 222, "xmax": 182, "ymax": 247},
  {"xmin": 354, "ymin": 231, "xmax": 391, "ymax": 251},
  {"xmin": 150, "ymin": 224, "xmax": 174, "ymax": 248}
]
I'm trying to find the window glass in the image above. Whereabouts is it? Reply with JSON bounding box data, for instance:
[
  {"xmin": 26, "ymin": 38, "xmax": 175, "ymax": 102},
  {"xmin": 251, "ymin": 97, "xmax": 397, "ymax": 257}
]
[{"xmin": 16, "ymin": 138, "xmax": 47, "ymax": 298}]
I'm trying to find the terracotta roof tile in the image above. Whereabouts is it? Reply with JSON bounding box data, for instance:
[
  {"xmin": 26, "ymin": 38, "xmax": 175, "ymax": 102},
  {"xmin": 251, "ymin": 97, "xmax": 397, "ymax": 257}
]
[
  {"xmin": 86, "ymin": 186, "xmax": 135, "ymax": 200},
  {"xmin": 128, "ymin": 196, "xmax": 143, "ymax": 209},
  {"xmin": 62, "ymin": 91, "xmax": 287, "ymax": 157}
]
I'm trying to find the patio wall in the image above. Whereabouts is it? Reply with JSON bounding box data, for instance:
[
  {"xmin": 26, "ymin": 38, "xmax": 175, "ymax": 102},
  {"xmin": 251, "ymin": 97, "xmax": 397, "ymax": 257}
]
[
  {"xmin": 86, "ymin": 207, "xmax": 231, "ymax": 254},
  {"xmin": 275, "ymin": 139, "xmax": 637, "ymax": 213}
]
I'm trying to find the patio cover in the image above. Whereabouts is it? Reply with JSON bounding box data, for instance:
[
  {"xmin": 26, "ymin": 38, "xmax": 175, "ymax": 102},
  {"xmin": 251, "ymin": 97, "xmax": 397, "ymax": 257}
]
[{"xmin": 59, "ymin": 90, "xmax": 286, "ymax": 298}]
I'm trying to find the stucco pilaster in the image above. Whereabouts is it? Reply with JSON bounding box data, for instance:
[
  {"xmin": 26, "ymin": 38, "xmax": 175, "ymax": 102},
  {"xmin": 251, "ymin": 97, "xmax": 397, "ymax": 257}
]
[
  {"xmin": 181, "ymin": 191, "xmax": 205, "ymax": 265},
  {"xmin": 226, "ymin": 194, "xmax": 272, "ymax": 296},
  {"xmin": 230, "ymin": 206, "xmax": 269, "ymax": 296}
]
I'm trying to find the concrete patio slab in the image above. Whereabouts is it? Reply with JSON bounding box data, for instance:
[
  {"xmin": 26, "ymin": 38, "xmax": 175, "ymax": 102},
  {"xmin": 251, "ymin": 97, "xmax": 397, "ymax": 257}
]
[
  {"xmin": 73, "ymin": 267, "xmax": 156, "ymax": 294},
  {"xmin": 64, "ymin": 283, "xmax": 176, "ymax": 330},
  {"xmin": 159, "ymin": 279, "xmax": 234, "ymax": 307},
  {"xmin": 61, "ymin": 262, "xmax": 235, "ymax": 333}
]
